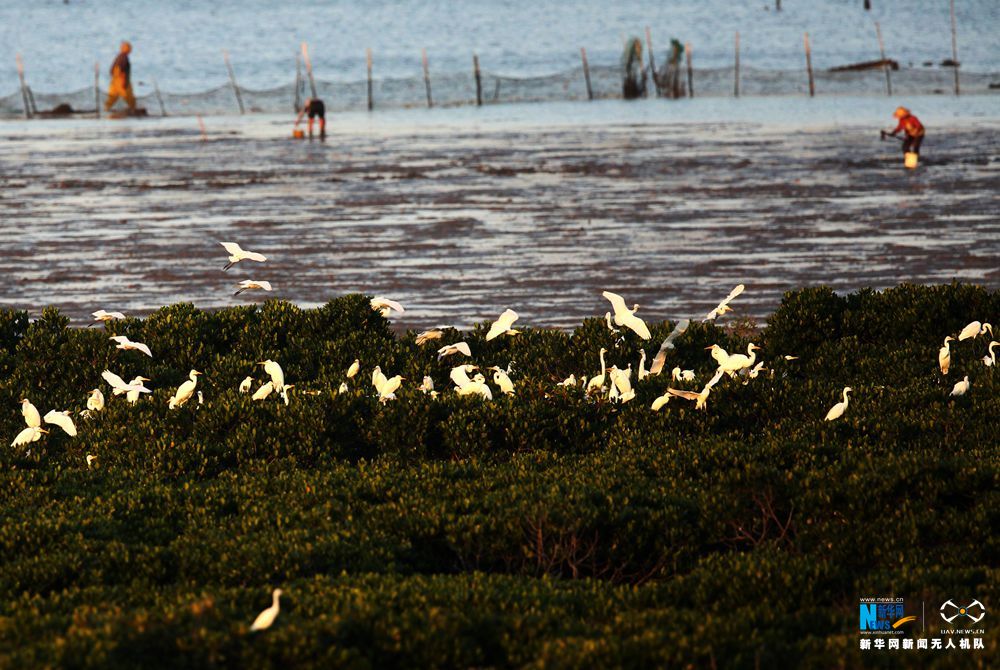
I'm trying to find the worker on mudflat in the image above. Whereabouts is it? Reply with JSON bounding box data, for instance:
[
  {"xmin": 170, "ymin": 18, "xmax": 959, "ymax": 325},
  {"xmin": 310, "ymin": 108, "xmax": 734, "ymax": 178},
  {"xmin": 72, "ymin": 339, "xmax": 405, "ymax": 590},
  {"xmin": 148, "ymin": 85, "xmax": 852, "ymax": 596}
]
[
  {"xmin": 105, "ymin": 41, "xmax": 136, "ymax": 112},
  {"xmin": 885, "ymin": 106, "xmax": 925, "ymax": 156},
  {"xmin": 294, "ymin": 97, "xmax": 326, "ymax": 139}
]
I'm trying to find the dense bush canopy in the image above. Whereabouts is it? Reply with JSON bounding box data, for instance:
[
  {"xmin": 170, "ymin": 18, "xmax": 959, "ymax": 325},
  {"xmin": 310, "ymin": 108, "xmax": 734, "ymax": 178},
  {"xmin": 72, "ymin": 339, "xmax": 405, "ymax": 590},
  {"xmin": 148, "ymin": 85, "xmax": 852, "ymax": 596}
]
[{"xmin": 1, "ymin": 283, "xmax": 997, "ymax": 668}]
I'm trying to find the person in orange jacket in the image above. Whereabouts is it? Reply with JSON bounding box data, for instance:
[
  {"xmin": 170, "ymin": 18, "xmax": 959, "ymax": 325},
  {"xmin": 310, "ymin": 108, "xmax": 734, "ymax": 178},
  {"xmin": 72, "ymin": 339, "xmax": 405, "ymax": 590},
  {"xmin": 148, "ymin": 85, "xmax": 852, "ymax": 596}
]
[
  {"xmin": 885, "ymin": 106, "xmax": 925, "ymax": 156},
  {"xmin": 105, "ymin": 41, "xmax": 136, "ymax": 112}
]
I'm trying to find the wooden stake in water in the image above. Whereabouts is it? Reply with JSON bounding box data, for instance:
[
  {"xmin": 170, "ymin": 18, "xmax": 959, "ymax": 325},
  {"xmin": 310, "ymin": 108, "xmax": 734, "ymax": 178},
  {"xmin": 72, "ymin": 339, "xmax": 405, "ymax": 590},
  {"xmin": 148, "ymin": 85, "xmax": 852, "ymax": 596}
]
[
  {"xmin": 152, "ymin": 77, "xmax": 167, "ymax": 116},
  {"xmin": 421, "ymin": 49, "xmax": 433, "ymax": 108},
  {"xmin": 223, "ymin": 50, "xmax": 245, "ymax": 114},
  {"xmin": 734, "ymin": 32, "xmax": 740, "ymax": 98},
  {"xmin": 874, "ymin": 21, "xmax": 892, "ymax": 96},
  {"xmin": 473, "ymin": 53, "xmax": 482, "ymax": 106},
  {"xmin": 580, "ymin": 47, "xmax": 593, "ymax": 101},
  {"xmin": 366, "ymin": 48, "xmax": 374, "ymax": 111},
  {"xmin": 197, "ymin": 115, "xmax": 207, "ymax": 141},
  {"xmin": 950, "ymin": 0, "xmax": 960, "ymax": 95},
  {"xmin": 94, "ymin": 61, "xmax": 101, "ymax": 119},
  {"xmin": 645, "ymin": 26, "xmax": 658, "ymax": 97},
  {"xmin": 16, "ymin": 54, "xmax": 31, "ymax": 119},
  {"xmin": 301, "ymin": 42, "xmax": 318, "ymax": 99},
  {"xmin": 804, "ymin": 32, "xmax": 815, "ymax": 97},
  {"xmin": 685, "ymin": 42, "xmax": 694, "ymax": 98},
  {"xmin": 294, "ymin": 52, "xmax": 302, "ymax": 112}
]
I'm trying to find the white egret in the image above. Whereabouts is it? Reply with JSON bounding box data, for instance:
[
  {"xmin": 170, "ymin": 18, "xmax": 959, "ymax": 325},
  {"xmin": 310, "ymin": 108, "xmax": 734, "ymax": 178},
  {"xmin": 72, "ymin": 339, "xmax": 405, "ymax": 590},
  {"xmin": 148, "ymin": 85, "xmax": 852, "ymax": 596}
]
[
  {"xmin": 604, "ymin": 312, "xmax": 619, "ymax": 333},
  {"xmin": 197, "ymin": 391, "xmax": 204, "ymax": 405},
  {"xmin": 101, "ymin": 370, "xmax": 152, "ymax": 397},
  {"xmin": 784, "ymin": 355, "xmax": 799, "ymax": 361},
  {"xmin": 239, "ymin": 376, "xmax": 253, "ymax": 393},
  {"xmin": 490, "ymin": 367, "xmax": 515, "ymax": 395},
  {"xmin": 21, "ymin": 399, "xmax": 41, "ymax": 428},
  {"xmin": 557, "ymin": 374, "xmax": 577, "ymax": 387},
  {"xmin": 371, "ymin": 366, "xmax": 388, "ymax": 394},
  {"xmin": 602, "ymin": 291, "xmax": 651, "ymax": 340},
  {"xmin": 259, "ymin": 360, "xmax": 285, "ymax": 392},
  {"xmin": 449, "ymin": 364, "xmax": 477, "ymax": 389},
  {"xmin": 234, "ymin": 280, "xmax": 272, "ymax": 296},
  {"xmin": 703, "ymin": 284, "xmax": 745, "ymax": 322},
  {"xmin": 456, "ymin": 374, "xmax": 492, "ymax": 400},
  {"xmin": 609, "ymin": 366, "xmax": 633, "ymax": 397},
  {"xmin": 11, "ymin": 426, "xmax": 47, "ymax": 448},
  {"xmin": 168, "ymin": 370, "xmax": 202, "ymax": 409},
  {"xmin": 637, "ymin": 350, "xmax": 649, "ymax": 381},
  {"xmin": 984, "ymin": 341, "xmax": 999, "ymax": 367},
  {"xmin": 378, "ymin": 375, "xmax": 403, "ymax": 402},
  {"xmin": 950, "ymin": 376, "xmax": 970, "ymax": 397},
  {"xmin": 87, "ymin": 389, "xmax": 105, "ymax": 412},
  {"xmin": 649, "ymin": 319, "xmax": 690, "ymax": 375},
  {"xmin": 958, "ymin": 321, "xmax": 992, "ymax": 341},
  {"xmin": 437, "ymin": 341, "xmax": 472, "ymax": 360},
  {"xmin": 415, "ymin": 330, "xmax": 443, "ymax": 345},
  {"xmin": 43, "ymin": 410, "xmax": 77, "ymax": 437},
  {"xmin": 126, "ymin": 376, "xmax": 152, "ymax": 404},
  {"xmin": 418, "ymin": 376, "xmax": 435, "ymax": 393},
  {"xmin": 938, "ymin": 336, "xmax": 954, "ymax": 375},
  {"xmin": 220, "ymin": 241, "xmax": 267, "ymax": 271},
  {"xmin": 250, "ymin": 589, "xmax": 283, "ymax": 632},
  {"xmin": 650, "ymin": 391, "xmax": 671, "ymax": 411},
  {"xmin": 252, "ymin": 381, "xmax": 274, "ymax": 400},
  {"xmin": 346, "ymin": 359, "xmax": 360, "ymax": 378},
  {"xmin": 720, "ymin": 343, "xmax": 761, "ymax": 376},
  {"xmin": 486, "ymin": 309, "xmax": 520, "ymax": 341},
  {"xmin": 370, "ymin": 297, "xmax": 404, "ymax": 317},
  {"xmin": 668, "ymin": 369, "xmax": 726, "ymax": 411},
  {"xmin": 338, "ymin": 382, "xmax": 348, "ymax": 394},
  {"xmin": 86, "ymin": 454, "xmax": 96, "ymax": 468},
  {"xmin": 586, "ymin": 348, "xmax": 609, "ymax": 391},
  {"xmin": 824, "ymin": 387, "xmax": 852, "ymax": 421},
  {"xmin": 90, "ymin": 310, "xmax": 126, "ymax": 325},
  {"xmin": 671, "ymin": 367, "xmax": 695, "ymax": 382},
  {"xmin": 279, "ymin": 385, "xmax": 294, "ymax": 406},
  {"xmin": 110, "ymin": 335, "xmax": 153, "ymax": 357},
  {"xmin": 705, "ymin": 344, "xmax": 732, "ymax": 369}
]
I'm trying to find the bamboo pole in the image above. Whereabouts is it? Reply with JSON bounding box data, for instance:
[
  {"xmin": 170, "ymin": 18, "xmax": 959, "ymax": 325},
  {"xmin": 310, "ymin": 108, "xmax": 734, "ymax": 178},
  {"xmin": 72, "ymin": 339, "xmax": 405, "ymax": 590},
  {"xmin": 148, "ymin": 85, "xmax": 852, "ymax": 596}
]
[
  {"xmin": 94, "ymin": 61, "xmax": 101, "ymax": 118},
  {"xmin": 223, "ymin": 50, "xmax": 245, "ymax": 114},
  {"xmin": 422, "ymin": 49, "xmax": 433, "ymax": 108},
  {"xmin": 152, "ymin": 77, "xmax": 167, "ymax": 116},
  {"xmin": 366, "ymin": 48, "xmax": 374, "ymax": 111},
  {"xmin": 734, "ymin": 32, "xmax": 740, "ymax": 98},
  {"xmin": 294, "ymin": 52, "xmax": 302, "ymax": 111},
  {"xmin": 645, "ymin": 26, "xmax": 658, "ymax": 97},
  {"xmin": 27, "ymin": 87, "xmax": 37, "ymax": 116},
  {"xmin": 473, "ymin": 53, "xmax": 482, "ymax": 106},
  {"xmin": 949, "ymin": 0, "xmax": 959, "ymax": 95},
  {"xmin": 301, "ymin": 42, "xmax": 318, "ymax": 99},
  {"xmin": 874, "ymin": 21, "xmax": 892, "ymax": 96},
  {"xmin": 685, "ymin": 42, "xmax": 693, "ymax": 98},
  {"xmin": 804, "ymin": 32, "xmax": 815, "ymax": 97},
  {"xmin": 16, "ymin": 54, "xmax": 31, "ymax": 119},
  {"xmin": 580, "ymin": 47, "xmax": 593, "ymax": 100}
]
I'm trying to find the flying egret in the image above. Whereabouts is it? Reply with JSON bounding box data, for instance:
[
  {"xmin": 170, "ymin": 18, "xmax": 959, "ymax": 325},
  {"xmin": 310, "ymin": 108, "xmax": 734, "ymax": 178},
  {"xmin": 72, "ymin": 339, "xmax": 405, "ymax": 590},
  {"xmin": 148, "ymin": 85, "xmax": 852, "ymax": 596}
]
[
  {"xmin": 938, "ymin": 336, "xmax": 954, "ymax": 375},
  {"xmin": 784, "ymin": 355, "xmax": 799, "ymax": 361},
  {"xmin": 220, "ymin": 241, "xmax": 267, "ymax": 271},
  {"xmin": 667, "ymin": 368, "xmax": 726, "ymax": 411},
  {"xmin": 703, "ymin": 284, "xmax": 745, "ymax": 322},
  {"xmin": 252, "ymin": 381, "xmax": 274, "ymax": 401},
  {"xmin": 824, "ymin": 387, "xmax": 852, "ymax": 421},
  {"xmin": 90, "ymin": 310, "xmax": 126, "ymax": 326},
  {"xmin": 984, "ymin": 341, "xmax": 999, "ymax": 367},
  {"xmin": 950, "ymin": 376, "xmax": 970, "ymax": 397},
  {"xmin": 259, "ymin": 360, "xmax": 285, "ymax": 392},
  {"xmin": 602, "ymin": 291, "xmax": 651, "ymax": 340},
  {"xmin": 437, "ymin": 341, "xmax": 472, "ymax": 360},
  {"xmin": 346, "ymin": 359, "xmax": 360, "ymax": 378},
  {"xmin": 235, "ymin": 280, "xmax": 273, "ymax": 296},
  {"xmin": 637, "ymin": 350, "xmax": 649, "ymax": 381},
  {"xmin": 86, "ymin": 454, "xmax": 96, "ymax": 468},
  {"xmin": 239, "ymin": 376, "xmax": 253, "ymax": 393},
  {"xmin": 102, "ymin": 370, "xmax": 152, "ymax": 397},
  {"xmin": 586, "ymin": 348, "xmax": 609, "ymax": 391},
  {"xmin": 557, "ymin": 374, "xmax": 577, "ymax": 387},
  {"xmin": 604, "ymin": 312, "xmax": 619, "ymax": 334},
  {"xmin": 720, "ymin": 343, "xmax": 761, "ymax": 376},
  {"xmin": 958, "ymin": 321, "xmax": 992, "ymax": 341},
  {"xmin": 43, "ymin": 410, "xmax": 77, "ymax": 437},
  {"xmin": 671, "ymin": 367, "xmax": 695, "ymax": 382},
  {"xmin": 490, "ymin": 367, "xmax": 515, "ymax": 395},
  {"xmin": 415, "ymin": 330, "xmax": 443, "ymax": 345},
  {"xmin": 87, "ymin": 389, "xmax": 105, "ymax": 412},
  {"xmin": 250, "ymin": 589, "xmax": 283, "ymax": 632},
  {"xmin": 370, "ymin": 297, "xmax": 404, "ymax": 317},
  {"xmin": 449, "ymin": 364, "xmax": 477, "ymax": 389},
  {"xmin": 126, "ymin": 376, "xmax": 151, "ymax": 404},
  {"xmin": 21, "ymin": 399, "xmax": 41, "ymax": 428},
  {"xmin": 486, "ymin": 309, "xmax": 520, "ymax": 341},
  {"xmin": 168, "ymin": 370, "xmax": 202, "ymax": 409},
  {"xmin": 649, "ymin": 319, "xmax": 690, "ymax": 375},
  {"xmin": 650, "ymin": 391, "xmax": 671, "ymax": 411},
  {"xmin": 110, "ymin": 335, "xmax": 153, "ymax": 357},
  {"xmin": 11, "ymin": 426, "xmax": 47, "ymax": 447}
]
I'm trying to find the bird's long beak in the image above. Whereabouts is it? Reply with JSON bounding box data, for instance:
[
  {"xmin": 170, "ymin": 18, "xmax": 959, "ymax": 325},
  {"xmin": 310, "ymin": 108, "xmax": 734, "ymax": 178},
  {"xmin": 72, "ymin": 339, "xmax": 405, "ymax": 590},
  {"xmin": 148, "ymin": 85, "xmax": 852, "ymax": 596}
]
[
  {"xmin": 39, "ymin": 428, "xmax": 49, "ymax": 434},
  {"xmin": 193, "ymin": 371, "xmax": 202, "ymax": 375},
  {"xmin": 704, "ymin": 346, "xmax": 715, "ymax": 350}
]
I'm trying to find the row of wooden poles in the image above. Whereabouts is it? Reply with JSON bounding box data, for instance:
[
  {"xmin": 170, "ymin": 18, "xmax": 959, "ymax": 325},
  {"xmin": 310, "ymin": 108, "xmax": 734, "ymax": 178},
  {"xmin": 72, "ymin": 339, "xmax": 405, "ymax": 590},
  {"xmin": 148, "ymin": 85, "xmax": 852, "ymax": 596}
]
[{"xmin": 12, "ymin": 4, "xmax": 963, "ymax": 119}]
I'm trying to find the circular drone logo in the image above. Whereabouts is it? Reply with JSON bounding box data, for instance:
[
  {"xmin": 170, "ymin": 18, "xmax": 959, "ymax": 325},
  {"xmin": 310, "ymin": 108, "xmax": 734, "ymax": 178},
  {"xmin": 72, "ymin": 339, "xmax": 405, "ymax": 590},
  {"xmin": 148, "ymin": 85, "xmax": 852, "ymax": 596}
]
[{"xmin": 940, "ymin": 600, "xmax": 986, "ymax": 625}]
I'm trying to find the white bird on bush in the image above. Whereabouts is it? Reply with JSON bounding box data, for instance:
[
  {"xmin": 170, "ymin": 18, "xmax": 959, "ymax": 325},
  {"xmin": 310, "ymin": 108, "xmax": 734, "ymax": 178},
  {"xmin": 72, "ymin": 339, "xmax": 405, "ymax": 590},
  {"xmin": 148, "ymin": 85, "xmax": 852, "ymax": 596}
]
[
  {"xmin": 11, "ymin": 426, "xmax": 47, "ymax": 448},
  {"xmin": 258, "ymin": 360, "xmax": 285, "ymax": 393},
  {"xmin": 938, "ymin": 336, "xmax": 954, "ymax": 375},
  {"xmin": 126, "ymin": 376, "xmax": 152, "ymax": 404},
  {"xmin": 110, "ymin": 335, "xmax": 153, "ymax": 357},
  {"xmin": 250, "ymin": 589, "xmax": 283, "ymax": 632},
  {"xmin": 370, "ymin": 297, "xmax": 404, "ymax": 317},
  {"xmin": 602, "ymin": 291, "xmax": 651, "ymax": 340},
  {"xmin": 279, "ymin": 385, "xmax": 294, "ymax": 406},
  {"xmin": 252, "ymin": 381, "xmax": 274, "ymax": 401},
  {"xmin": 437, "ymin": 341, "xmax": 472, "ymax": 360},
  {"xmin": 90, "ymin": 310, "xmax": 126, "ymax": 325},
  {"xmin": 21, "ymin": 399, "xmax": 41, "ymax": 428},
  {"xmin": 220, "ymin": 241, "xmax": 267, "ymax": 271},
  {"xmin": 824, "ymin": 387, "xmax": 852, "ymax": 421},
  {"xmin": 984, "ymin": 341, "xmax": 999, "ymax": 367},
  {"xmin": 415, "ymin": 329, "xmax": 443, "ymax": 345},
  {"xmin": 338, "ymin": 382, "xmax": 349, "ymax": 394},
  {"xmin": 378, "ymin": 375, "xmax": 403, "ymax": 402},
  {"xmin": 486, "ymin": 309, "xmax": 520, "ymax": 341},
  {"xmin": 720, "ymin": 343, "xmax": 761, "ymax": 377},
  {"xmin": 703, "ymin": 284, "xmax": 745, "ymax": 322},
  {"xmin": 958, "ymin": 321, "xmax": 992, "ymax": 341},
  {"xmin": 239, "ymin": 376, "xmax": 253, "ymax": 393},
  {"xmin": 418, "ymin": 376, "xmax": 435, "ymax": 393},
  {"xmin": 705, "ymin": 344, "xmax": 732, "ymax": 369},
  {"xmin": 457, "ymin": 374, "xmax": 492, "ymax": 400},
  {"xmin": 586, "ymin": 348, "xmax": 609, "ymax": 391},
  {"xmin": 649, "ymin": 319, "xmax": 690, "ymax": 375},
  {"xmin": 371, "ymin": 366, "xmax": 388, "ymax": 394},
  {"xmin": 637, "ymin": 350, "xmax": 649, "ymax": 381},
  {"xmin": 556, "ymin": 374, "xmax": 577, "ymax": 387},
  {"xmin": 651, "ymin": 390, "xmax": 672, "ymax": 411},
  {"xmin": 87, "ymin": 389, "xmax": 105, "ymax": 412},
  {"xmin": 490, "ymin": 367, "xmax": 515, "ymax": 395},
  {"xmin": 234, "ymin": 280, "xmax": 272, "ymax": 296},
  {"xmin": 609, "ymin": 365, "xmax": 633, "ymax": 397},
  {"xmin": 671, "ymin": 367, "xmax": 695, "ymax": 382},
  {"xmin": 449, "ymin": 364, "xmax": 477, "ymax": 389},
  {"xmin": 101, "ymin": 370, "xmax": 152, "ymax": 397},
  {"xmin": 668, "ymin": 368, "xmax": 726, "ymax": 411},
  {"xmin": 950, "ymin": 376, "xmax": 970, "ymax": 397},
  {"xmin": 346, "ymin": 359, "xmax": 360, "ymax": 378},
  {"xmin": 43, "ymin": 410, "xmax": 77, "ymax": 437},
  {"xmin": 168, "ymin": 370, "xmax": 202, "ymax": 409},
  {"xmin": 86, "ymin": 454, "xmax": 96, "ymax": 468}
]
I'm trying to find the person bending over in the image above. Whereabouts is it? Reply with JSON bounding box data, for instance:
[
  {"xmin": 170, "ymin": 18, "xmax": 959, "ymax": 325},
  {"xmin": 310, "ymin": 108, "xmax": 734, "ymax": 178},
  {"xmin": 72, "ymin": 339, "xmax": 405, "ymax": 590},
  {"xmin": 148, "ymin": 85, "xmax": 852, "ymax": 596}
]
[
  {"xmin": 887, "ymin": 106, "xmax": 924, "ymax": 155},
  {"xmin": 295, "ymin": 98, "xmax": 326, "ymax": 139}
]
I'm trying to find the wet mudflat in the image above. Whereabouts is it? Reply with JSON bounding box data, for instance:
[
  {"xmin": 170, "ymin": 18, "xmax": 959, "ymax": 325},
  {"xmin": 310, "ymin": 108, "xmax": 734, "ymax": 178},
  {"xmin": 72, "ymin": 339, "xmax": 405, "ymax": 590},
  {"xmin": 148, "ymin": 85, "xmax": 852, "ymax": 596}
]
[{"xmin": 1, "ymin": 115, "xmax": 997, "ymax": 330}]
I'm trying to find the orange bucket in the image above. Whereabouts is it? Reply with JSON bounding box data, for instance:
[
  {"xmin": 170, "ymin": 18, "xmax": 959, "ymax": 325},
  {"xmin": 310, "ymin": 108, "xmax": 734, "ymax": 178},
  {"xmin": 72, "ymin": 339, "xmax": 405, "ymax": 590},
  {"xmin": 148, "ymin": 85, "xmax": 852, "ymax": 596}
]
[
  {"xmin": 292, "ymin": 129, "xmax": 305, "ymax": 139},
  {"xmin": 904, "ymin": 152, "xmax": 919, "ymax": 169}
]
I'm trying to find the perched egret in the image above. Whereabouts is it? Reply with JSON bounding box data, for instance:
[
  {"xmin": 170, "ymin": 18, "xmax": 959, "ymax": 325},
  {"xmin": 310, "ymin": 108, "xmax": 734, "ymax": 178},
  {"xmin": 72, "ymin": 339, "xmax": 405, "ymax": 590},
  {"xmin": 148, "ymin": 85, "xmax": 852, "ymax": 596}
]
[
  {"xmin": 239, "ymin": 376, "xmax": 253, "ymax": 393},
  {"xmin": 671, "ymin": 367, "xmax": 695, "ymax": 382},
  {"xmin": 249, "ymin": 589, "xmax": 283, "ymax": 632},
  {"xmin": 938, "ymin": 336, "xmax": 954, "ymax": 375},
  {"xmin": 609, "ymin": 366, "xmax": 633, "ymax": 397},
  {"xmin": 456, "ymin": 374, "xmax": 492, "ymax": 400},
  {"xmin": 86, "ymin": 454, "xmax": 96, "ymax": 468},
  {"xmin": 21, "ymin": 399, "xmax": 41, "ymax": 428},
  {"xmin": 490, "ymin": 367, "xmax": 515, "ymax": 395},
  {"xmin": 220, "ymin": 241, "xmax": 267, "ymax": 271},
  {"xmin": 824, "ymin": 387, "xmax": 852, "ymax": 421},
  {"xmin": 984, "ymin": 341, "xmax": 999, "ymax": 367},
  {"xmin": 370, "ymin": 297, "xmax": 404, "ymax": 317},
  {"xmin": 259, "ymin": 360, "xmax": 285, "ymax": 393},
  {"xmin": 745, "ymin": 362, "xmax": 767, "ymax": 382},
  {"xmin": 637, "ymin": 350, "xmax": 649, "ymax": 381},
  {"xmin": 649, "ymin": 319, "xmax": 690, "ymax": 375},
  {"xmin": 126, "ymin": 376, "xmax": 152, "ymax": 404},
  {"xmin": 958, "ymin": 321, "xmax": 992, "ymax": 341},
  {"xmin": 90, "ymin": 310, "xmax": 126, "ymax": 326},
  {"xmin": 279, "ymin": 385, "xmax": 294, "ymax": 406},
  {"xmin": 586, "ymin": 348, "xmax": 609, "ymax": 391},
  {"xmin": 337, "ymin": 382, "xmax": 348, "ymax": 394},
  {"xmin": 486, "ymin": 309, "xmax": 520, "ymax": 341},
  {"xmin": 415, "ymin": 330, "xmax": 444, "ymax": 345},
  {"xmin": 449, "ymin": 364, "xmax": 477, "ymax": 389},
  {"xmin": 87, "ymin": 388, "xmax": 105, "ymax": 412},
  {"xmin": 168, "ymin": 370, "xmax": 202, "ymax": 409},
  {"xmin": 784, "ymin": 355, "xmax": 799, "ymax": 361},
  {"xmin": 437, "ymin": 341, "xmax": 472, "ymax": 360},
  {"xmin": 234, "ymin": 280, "xmax": 272, "ymax": 296},
  {"xmin": 11, "ymin": 426, "xmax": 47, "ymax": 448},
  {"xmin": 378, "ymin": 375, "xmax": 403, "ymax": 402},
  {"xmin": 43, "ymin": 410, "xmax": 77, "ymax": 437},
  {"xmin": 102, "ymin": 370, "xmax": 152, "ymax": 397},
  {"xmin": 705, "ymin": 344, "xmax": 732, "ymax": 369},
  {"xmin": 371, "ymin": 366, "xmax": 388, "ymax": 394},
  {"xmin": 197, "ymin": 391, "xmax": 204, "ymax": 405},
  {"xmin": 650, "ymin": 391, "xmax": 671, "ymax": 411},
  {"xmin": 950, "ymin": 376, "xmax": 970, "ymax": 397},
  {"xmin": 703, "ymin": 284, "xmax": 745, "ymax": 322},
  {"xmin": 602, "ymin": 291, "xmax": 651, "ymax": 340},
  {"xmin": 109, "ymin": 335, "xmax": 153, "ymax": 357},
  {"xmin": 668, "ymin": 369, "xmax": 726, "ymax": 411},
  {"xmin": 720, "ymin": 343, "xmax": 760, "ymax": 376},
  {"xmin": 346, "ymin": 359, "xmax": 360, "ymax": 378},
  {"xmin": 557, "ymin": 374, "xmax": 577, "ymax": 387},
  {"xmin": 418, "ymin": 376, "xmax": 435, "ymax": 393},
  {"xmin": 252, "ymin": 381, "xmax": 274, "ymax": 401}
]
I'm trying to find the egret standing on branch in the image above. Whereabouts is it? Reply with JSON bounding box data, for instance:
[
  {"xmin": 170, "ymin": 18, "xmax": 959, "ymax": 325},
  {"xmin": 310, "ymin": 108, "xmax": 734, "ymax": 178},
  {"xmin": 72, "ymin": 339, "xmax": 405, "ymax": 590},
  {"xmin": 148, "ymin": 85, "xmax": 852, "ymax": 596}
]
[
  {"xmin": 938, "ymin": 336, "xmax": 954, "ymax": 375},
  {"xmin": 984, "ymin": 341, "xmax": 999, "ymax": 367},
  {"xmin": 21, "ymin": 399, "xmax": 41, "ymax": 428},
  {"xmin": 958, "ymin": 321, "xmax": 992, "ymax": 341},
  {"xmin": 602, "ymin": 291, "xmax": 651, "ymax": 340},
  {"xmin": 220, "ymin": 242, "xmax": 267, "ymax": 271},
  {"xmin": 950, "ymin": 376, "xmax": 970, "ymax": 397},
  {"xmin": 168, "ymin": 370, "xmax": 202, "ymax": 409},
  {"xmin": 250, "ymin": 589, "xmax": 283, "ymax": 632},
  {"xmin": 824, "ymin": 387, "xmax": 852, "ymax": 421},
  {"xmin": 259, "ymin": 360, "xmax": 285, "ymax": 393}
]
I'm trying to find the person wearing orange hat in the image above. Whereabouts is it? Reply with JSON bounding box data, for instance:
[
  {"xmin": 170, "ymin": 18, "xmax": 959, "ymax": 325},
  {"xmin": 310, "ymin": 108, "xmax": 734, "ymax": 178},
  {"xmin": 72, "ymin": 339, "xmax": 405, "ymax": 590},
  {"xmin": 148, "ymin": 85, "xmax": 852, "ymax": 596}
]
[
  {"xmin": 885, "ymin": 106, "xmax": 925, "ymax": 156},
  {"xmin": 105, "ymin": 41, "xmax": 136, "ymax": 112}
]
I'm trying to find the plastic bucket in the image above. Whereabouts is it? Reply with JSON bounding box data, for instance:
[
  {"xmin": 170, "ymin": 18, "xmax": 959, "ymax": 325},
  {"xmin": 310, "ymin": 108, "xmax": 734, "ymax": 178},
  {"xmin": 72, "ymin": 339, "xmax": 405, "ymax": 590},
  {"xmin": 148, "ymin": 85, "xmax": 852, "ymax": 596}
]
[
  {"xmin": 292, "ymin": 129, "xmax": 305, "ymax": 139},
  {"xmin": 904, "ymin": 152, "xmax": 919, "ymax": 169}
]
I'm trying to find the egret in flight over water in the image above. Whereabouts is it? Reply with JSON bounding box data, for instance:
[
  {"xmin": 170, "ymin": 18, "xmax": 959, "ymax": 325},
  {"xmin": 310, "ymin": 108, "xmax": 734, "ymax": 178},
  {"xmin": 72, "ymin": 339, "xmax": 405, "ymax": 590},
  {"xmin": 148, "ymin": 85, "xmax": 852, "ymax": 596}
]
[
  {"xmin": 437, "ymin": 342, "xmax": 472, "ymax": 360},
  {"xmin": 371, "ymin": 297, "xmax": 404, "ymax": 317},
  {"xmin": 235, "ymin": 280, "xmax": 272, "ymax": 296},
  {"xmin": 703, "ymin": 284, "xmax": 745, "ymax": 322},
  {"xmin": 602, "ymin": 291, "xmax": 651, "ymax": 340},
  {"xmin": 90, "ymin": 310, "xmax": 126, "ymax": 326},
  {"xmin": 220, "ymin": 242, "xmax": 267, "ymax": 271},
  {"xmin": 486, "ymin": 309, "xmax": 520, "ymax": 341}
]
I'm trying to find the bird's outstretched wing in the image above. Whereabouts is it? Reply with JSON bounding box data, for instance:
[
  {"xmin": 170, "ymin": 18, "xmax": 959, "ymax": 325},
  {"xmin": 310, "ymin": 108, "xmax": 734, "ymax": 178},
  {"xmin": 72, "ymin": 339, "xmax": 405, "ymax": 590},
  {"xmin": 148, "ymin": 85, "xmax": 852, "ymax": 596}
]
[
  {"xmin": 486, "ymin": 309, "xmax": 519, "ymax": 340},
  {"xmin": 649, "ymin": 318, "xmax": 690, "ymax": 375},
  {"xmin": 221, "ymin": 241, "xmax": 243, "ymax": 255},
  {"xmin": 704, "ymin": 284, "xmax": 745, "ymax": 321},
  {"xmin": 102, "ymin": 369, "xmax": 129, "ymax": 391},
  {"xmin": 666, "ymin": 388, "xmax": 700, "ymax": 401},
  {"xmin": 602, "ymin": 291, "xmax": 628, "ymax": 315}
]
